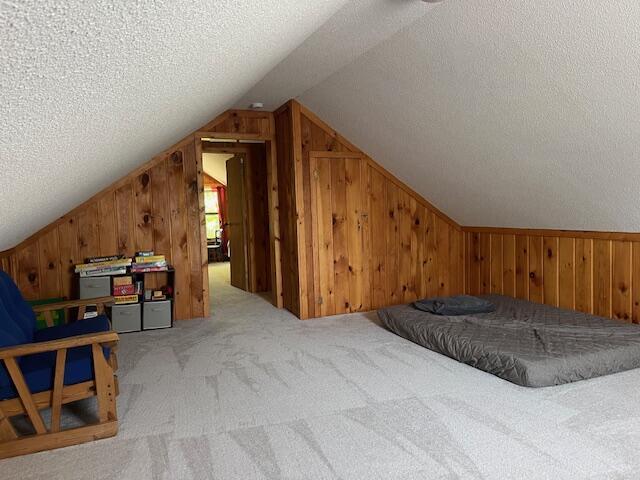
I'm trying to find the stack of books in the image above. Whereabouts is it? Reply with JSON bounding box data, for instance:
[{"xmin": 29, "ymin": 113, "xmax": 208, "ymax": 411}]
[
  {"xmin": 75, "ymin": 256, "xmax": 132, "ymax": 277},
  {"xmin": 112, "ymin": 276, "xmax": 140, "ymax": 304},
  {"xmin": 131, "ymin": 251, "xmax": 168, "ymax": 273}
]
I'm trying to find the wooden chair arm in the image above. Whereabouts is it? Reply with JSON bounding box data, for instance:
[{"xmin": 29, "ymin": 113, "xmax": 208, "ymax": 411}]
[
  {"xmin": 31, "ymin": 296, "xmax": 115, "ymax": 313},
  {"xmin": 0, "ymin": 331, "xmax": 119, "ymax": 360}
]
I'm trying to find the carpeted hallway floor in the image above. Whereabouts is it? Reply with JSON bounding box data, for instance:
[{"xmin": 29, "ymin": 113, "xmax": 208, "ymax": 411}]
[{"xmin": 4, "ymin": 262, "xmax": 640, "ymax": 479}]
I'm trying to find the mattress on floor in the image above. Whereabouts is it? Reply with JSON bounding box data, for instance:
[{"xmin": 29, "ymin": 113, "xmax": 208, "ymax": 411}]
[{"xmin": 377, "ymin": 295, "xmax": 640, "ymax": 387}]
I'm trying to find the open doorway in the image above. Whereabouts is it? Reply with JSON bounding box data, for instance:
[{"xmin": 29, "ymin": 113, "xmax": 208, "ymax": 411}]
[{"xmin": 201, "ymin": 140, "xmax": 273, "ymax": 303}]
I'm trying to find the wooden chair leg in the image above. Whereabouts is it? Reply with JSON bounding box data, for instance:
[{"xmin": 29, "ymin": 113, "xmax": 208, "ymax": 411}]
[
  {"xmin": 0, "ymin": 408, "xmax": 17, "ymax": 441},
  {"xmin": 50, "ymin": 349, "xmax": 67, "ymax": 433},
  {"xmin": 4, "ymin": 358, "xmax": 47, "ymax": 434},
  {"xmin": 91, "ymin": 344, "xmax": 117, "ymax": 423}
]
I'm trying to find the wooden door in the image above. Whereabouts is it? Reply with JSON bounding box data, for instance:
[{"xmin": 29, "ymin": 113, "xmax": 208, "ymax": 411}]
[
  {"xmin": 309, "ymin": 153, "xmax": 370, "ymax": 316},
  {"xmin": 226, "ymin": 155, "xmax": 249, "ymax": 290}
]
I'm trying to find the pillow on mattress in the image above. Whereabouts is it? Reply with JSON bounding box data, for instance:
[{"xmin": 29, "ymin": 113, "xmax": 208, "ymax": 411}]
[{"xmin": 413, "ymin": 295, "xmax": 495, "ymax": 316}]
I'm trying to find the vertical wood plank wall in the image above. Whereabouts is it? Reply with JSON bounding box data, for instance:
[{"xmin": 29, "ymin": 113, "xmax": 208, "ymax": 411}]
[
  {"xmin": 464, "ymin": 228, "xmax": 640, "ymax": 323},
  {"xmin": 274, "ymin": 104, "xmax": 302, "ymax": 317},
  {"xmin": 278, "ymin": 100, "xmax": 464, "ymax": 319},
  {"xmin": 242, "ymin": 144, "xmax": 272, "ymax": 293},
  {"xmin": 0, "ymin": 110, "xmax": 274, "ymax": 320}
]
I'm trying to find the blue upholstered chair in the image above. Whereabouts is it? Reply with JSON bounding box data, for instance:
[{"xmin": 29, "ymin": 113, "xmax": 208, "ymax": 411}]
[{"xmin": 0, "ymin": 270, "xmax": 119, "ymax": 459}]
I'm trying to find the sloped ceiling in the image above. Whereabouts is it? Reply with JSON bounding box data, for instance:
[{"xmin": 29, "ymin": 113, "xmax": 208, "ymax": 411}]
[
  {"xmin": 0, "ymin": 0, "xmax": 350, "ymax": 250},
  {"xmin": 254, "ymin": 0, "xmax": 640, "ymax": 233},
  {"xmin": 4, "ymin": 0, "xmax": 640, "ymax": 253}
]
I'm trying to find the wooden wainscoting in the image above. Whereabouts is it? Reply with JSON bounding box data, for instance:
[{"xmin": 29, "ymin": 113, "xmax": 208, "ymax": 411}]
[
  {"xmin": 0, "ymin": 110, "xmax": 276, "ymax": 320},
  {"xmin": 463, "ymin": 227, "xmax": 640, "ymax": 323},
  {"xmin": 275, "ymin": 100, "xmax": 464, "ymax": 319}
]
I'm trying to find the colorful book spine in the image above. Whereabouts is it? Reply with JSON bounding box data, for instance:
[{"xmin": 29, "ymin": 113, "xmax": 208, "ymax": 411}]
[
  {"xmin": 113, "ymin": 276, "xmax": 133, "ymax": 287},
  {"xmin": 114, "ymin": 295, "xmax": 139, "ymax": 305},
  {"xmin": 134, "ymin": 255, "xmax": 166, "ymax": 264},
  {"xmin": 75, "ymin": 259, "xmax": 131, "ymax": 272},
  {"xmin": 87, "ymin": 255, "xmax": 125, "ymax": 264},
  {"xmin": 129, "ymin": 266, "xmax": 168, "ymax": 273},
  {"xmin": 79, "ymin": 268, "xmax": 127, "ymax": 277},
  {"xmin": 113, "ymin": 284, "xmax": 136, "ymax": 296}
]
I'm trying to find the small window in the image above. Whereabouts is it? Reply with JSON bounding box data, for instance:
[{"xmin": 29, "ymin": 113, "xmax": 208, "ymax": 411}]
[{"xmin": 204, "ymin": 189, "xmax": 220, "ymax": 240}]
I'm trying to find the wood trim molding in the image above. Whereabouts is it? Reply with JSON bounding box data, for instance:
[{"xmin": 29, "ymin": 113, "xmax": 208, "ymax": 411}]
[
  {"xmin": 463, "ymin": 226, "xmax": 640, "ymax": 242},
  {"xmin": 309, "ymin": 151, "xmax": 364, "ymax": 159}
]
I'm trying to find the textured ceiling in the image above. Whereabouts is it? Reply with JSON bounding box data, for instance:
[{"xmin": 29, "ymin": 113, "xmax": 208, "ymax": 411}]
[
  {"xmin": 298, "ymin": 0, "xmax": 640, "ymax": 232},
  {"xmin": 4, "ymin": 0, "xmax": 640, "ymax": 252},
  {"xmin": 0, "ymin": 0, "xmax": 349, "ymax": 249},
  {"xmin": 238, "ymin": 0, "xmax": 431, "ymax": 111}
]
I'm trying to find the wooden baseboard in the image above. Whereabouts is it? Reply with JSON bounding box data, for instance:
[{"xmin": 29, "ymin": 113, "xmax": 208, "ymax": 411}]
[{"xmin": 0, "ymin": 421, "xmax": 118, "ymax": 459}]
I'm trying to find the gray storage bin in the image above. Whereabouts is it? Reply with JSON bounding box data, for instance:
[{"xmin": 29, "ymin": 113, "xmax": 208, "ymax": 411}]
[
  {"xmin": 111, "ymin": 303, "xmax": 141, "ymax": 333},
  {"xmin": 79, "ymin": 276, "xmax": 111, "ymax": 299},
  {"xmin": 143, "ymin": 300, "xmax": 172, "ymax": 330}
]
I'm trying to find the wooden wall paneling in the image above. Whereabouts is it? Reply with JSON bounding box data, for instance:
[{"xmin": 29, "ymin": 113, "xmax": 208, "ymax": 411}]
[
  {"xmin": 424, "ymin": 212, "xmax": 438, "ymax": 297},
  {"xmin": 291, "ymin": 102, "xmax": 309, "ymax": 319},
  {"xmin": 502, "ymin": 234, "xmax": 516, "ymax": 297},
  {"xmin": 0, "ymin": 109, "xmax": 274, "ymax": 320},
  {"xmin": 385, "ymin": 182, "xmax": 400, "ymax": 305},
  {"xmin": 266, "ymin": 136, "xmax": 283, "ymax": 308},
  {"xmin": 299, "ymin": 112, "xmax": 315, "ymax": 317},
  {"xmin": 345, "ymin": 156, "xmax": 369, "ymax": 311},
  {"xmin": 361, "ymin": 164, "xmax": 372, "ymax": 309},
  {"xmin": 436, "ymin": 217, "xmax": 451, "ymax": 296},
  {"xmin": 490, "ymin": 234, "xmax": 503, "ymax": 294},
  {"xmin": 37, "ymin": 228, "xmax": 61, "ymax": 299},
  {"xmin": 467, "ymin": 232, "xmax": 481, "ymax": 296},
  {"xmin": 612, "ymin": 240, "xmax": 632, "ymax": 322},
  {"xmin": 478, "ymin": 233, "xmax": 490, "ymax": 295},
  {"xmin": 309, "ymin": 155, "xmax": 335, "ymax": 316},
  {"xmin": 398, "ymin": 189, "xmax": 414, "ymax": 303},
  {"xmin": 149, "ymin": 156, "xmax": 172, "ymax": 264},
  {"xmin": 97, "ymin": 193, "xmax": 118, "ymax": 257},
  {"xmin": 167, "ymin": 149, "xmax": 192, "ymax": 320},
  {"xmin": 244, "ymin": 145, "xmax": 271, "ymax": 293},
  {"xmin": 542, "ymin": 236, "xmax": 559, "ymax": 307},
  {"xmin": 463, "ymin": 233, "xmax": 470, "ymax": 294},
  {"xmin": 195, "ymin": 140, "xmax": 210, "ymax": 315},
  {"xmin": 57, "ymin": 218, "xmax": 78, "ymax": 299},
  {"xmin": 183, "ymin": 141, "xmax": 205, "ymax": 318},
  {"xmin": 574, "ymin": 238, "xmax": 593, "ymax": 313},
  {"xmin": 76, "ymin": 203, "xmax": 100, "ymax": 262},
  {"xmin": 528, "ymin": 236, "xmax": 543, "ymax": 303},
  {"xmin": 292, "ymin": 101, "xmax": 464, "ymax": 318},
  {"xmin": 147, "ymin": 158, "xmax": 171, "ymax": 290},
  {"xmin": 411, "ymin": 198, "xmax": 426, "ymax": 299},
  {"xmin": 633, "ymin": 242, "xmax": 640, "ymax": 323},
  {"xmin": 593, "ymin": 239, "xmax": 612, "ymax": 318},
  {"xmin": 114, "ymin": 184, "xmax": 135, "ymax": 257},
  {"xmin": 15, "ymin": 242, "xmax": 40, "ymax": 301},
  {"xmin": 274, "ymin": 105, "xmax": 300, "ymax": 316},
  {"xmin": 331, "ymin": 157, "xmax": 350, "ymax": 314},
  {"xmin": 558, "ymin": 237, "xmax": 575, "ymax": 310},
  {"xmin": 133, "ymin": 170, "xmax": 154, "ymax": 253},
  {"xmin": 515, "ymin": 235, "xmax": 529, "ymax": 299},
  {"xmin": 369, "ymin": 167, "xmax": 387, "ymax": 309}
]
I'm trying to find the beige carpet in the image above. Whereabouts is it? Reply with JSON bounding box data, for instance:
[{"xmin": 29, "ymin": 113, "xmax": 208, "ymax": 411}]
[{"xmin": 3, "ymin": 262, "xmax": 640, "ymax": 479}]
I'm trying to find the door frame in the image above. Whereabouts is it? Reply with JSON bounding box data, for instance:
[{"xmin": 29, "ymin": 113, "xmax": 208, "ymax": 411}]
[{"xmin": 196, "ymin": 134, "xmax": 283, "ymax": 309}]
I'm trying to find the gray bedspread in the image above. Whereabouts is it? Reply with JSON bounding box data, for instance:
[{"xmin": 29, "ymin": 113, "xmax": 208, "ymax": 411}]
[{"xmin": 378, "ymin": 295, "xmax": 640, "ymax": 387}]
